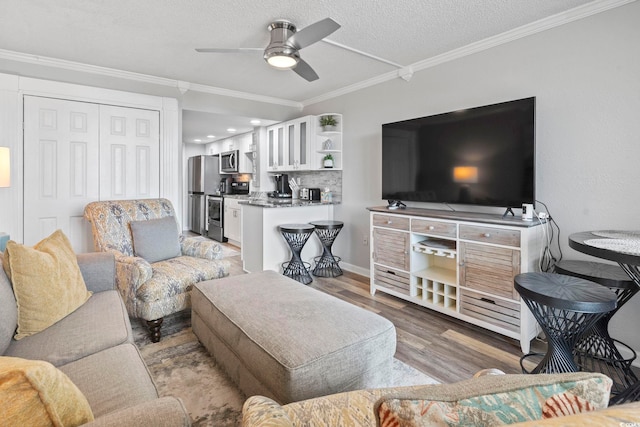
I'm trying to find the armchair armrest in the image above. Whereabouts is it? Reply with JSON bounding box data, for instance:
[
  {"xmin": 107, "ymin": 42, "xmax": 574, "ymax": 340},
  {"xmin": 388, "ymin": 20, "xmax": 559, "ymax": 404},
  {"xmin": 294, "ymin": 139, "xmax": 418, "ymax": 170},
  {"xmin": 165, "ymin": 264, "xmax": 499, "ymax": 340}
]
[
  {"xmin": 81, "ymin": 397, "xmax": 190, "ymax": 427},
  {"xmin": 243, "ymin": 396, "xmax": 294, "ymax": 427},
  {"xmin": 180, "ymin": 236, "xmax": 224, "ymax": 260},
  {"xmin": 110, "ymin": 250, "xmax": 153, "ymax": 297},
  {"xmin": 76, "ymin": 252, "xmax": 116, "ymax": 293}
]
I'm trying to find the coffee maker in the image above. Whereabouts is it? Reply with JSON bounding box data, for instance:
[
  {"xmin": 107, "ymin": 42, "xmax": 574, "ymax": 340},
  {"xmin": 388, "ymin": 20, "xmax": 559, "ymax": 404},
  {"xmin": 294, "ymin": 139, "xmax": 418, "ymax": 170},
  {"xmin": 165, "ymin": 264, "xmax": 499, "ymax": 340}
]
[{"xmin": 270, "ymin": 174, "xmax": 292, "ymax": 198}]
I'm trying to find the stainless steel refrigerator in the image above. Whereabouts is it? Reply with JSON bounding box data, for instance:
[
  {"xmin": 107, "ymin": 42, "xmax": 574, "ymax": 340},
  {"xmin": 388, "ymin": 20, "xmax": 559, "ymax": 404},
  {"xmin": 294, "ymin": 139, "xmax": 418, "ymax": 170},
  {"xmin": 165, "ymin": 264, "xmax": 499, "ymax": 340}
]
[{"xmin": 187, "ymin": 155, "xmax": 221, "ymax": 236}]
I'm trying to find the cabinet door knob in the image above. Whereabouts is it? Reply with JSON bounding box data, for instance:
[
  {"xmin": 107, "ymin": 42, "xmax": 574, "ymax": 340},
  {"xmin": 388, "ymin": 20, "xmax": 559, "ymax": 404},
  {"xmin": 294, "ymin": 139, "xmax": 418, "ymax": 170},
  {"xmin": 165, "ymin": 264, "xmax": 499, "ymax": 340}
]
[
  {"xmin": 387, "ymin": 220, "xmax": 392, "ymax": 224},
  {"xmin": 459, "ymin": 262, "xmax": 465, "ymax": 266},
  {"xmin": 428, "ymin": 225, "xmax": 435, "ymax": 230},
  {"xmin": 483, "ymin": 233, "xmax": 491, "ymax": 238}
]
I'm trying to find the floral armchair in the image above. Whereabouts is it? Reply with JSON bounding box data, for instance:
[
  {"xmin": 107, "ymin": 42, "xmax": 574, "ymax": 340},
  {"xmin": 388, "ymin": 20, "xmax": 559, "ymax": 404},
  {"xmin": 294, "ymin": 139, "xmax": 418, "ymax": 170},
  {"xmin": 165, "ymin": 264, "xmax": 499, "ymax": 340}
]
[{"xmin": 84, "ymin": 198, "xmax": 230, "ymax": 342}]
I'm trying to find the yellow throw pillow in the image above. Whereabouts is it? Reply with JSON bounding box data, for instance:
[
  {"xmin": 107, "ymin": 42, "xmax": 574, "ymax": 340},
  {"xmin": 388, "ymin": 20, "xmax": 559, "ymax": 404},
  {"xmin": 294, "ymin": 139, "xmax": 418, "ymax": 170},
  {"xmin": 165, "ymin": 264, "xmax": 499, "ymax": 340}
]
[
  {"xmin": 0, "ymin": 356, "xmax": 94, "ymax": 426},
  {"xmin": 2, "ymin": 230, "xmax": 92, "ymax": 340}
]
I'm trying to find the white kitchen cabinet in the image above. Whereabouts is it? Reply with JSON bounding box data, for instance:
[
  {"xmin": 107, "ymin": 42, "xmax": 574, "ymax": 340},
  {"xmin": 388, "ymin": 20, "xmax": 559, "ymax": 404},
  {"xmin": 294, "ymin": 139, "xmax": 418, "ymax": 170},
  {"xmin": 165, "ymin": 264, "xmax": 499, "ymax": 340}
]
[
  {"xmin": 283, "ymin": 116, "xmax": 312, "ymax": 170},
  {"xmin": 224, "ymin": 198, "xmax": 242, "ymax": 245},
  {"xmin": 266, "ymin": 124, "xmax": 287, "ymax": 171}
]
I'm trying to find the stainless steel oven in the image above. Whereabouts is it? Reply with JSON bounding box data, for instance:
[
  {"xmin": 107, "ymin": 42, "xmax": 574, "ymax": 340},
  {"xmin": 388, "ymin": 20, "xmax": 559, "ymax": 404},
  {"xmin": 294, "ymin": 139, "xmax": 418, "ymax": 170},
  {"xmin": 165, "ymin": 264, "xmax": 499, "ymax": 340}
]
[{"xmin": 206, "ymin": 195, "xmax": 227, "ymax": 242}]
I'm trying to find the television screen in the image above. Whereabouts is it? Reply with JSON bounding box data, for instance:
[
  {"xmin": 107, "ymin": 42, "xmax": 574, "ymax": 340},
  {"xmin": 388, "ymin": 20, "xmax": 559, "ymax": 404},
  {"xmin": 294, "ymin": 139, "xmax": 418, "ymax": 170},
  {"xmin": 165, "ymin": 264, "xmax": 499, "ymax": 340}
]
[{"xmin": 382, "ymin": 97, "xmax": 535, "ymax": 208}]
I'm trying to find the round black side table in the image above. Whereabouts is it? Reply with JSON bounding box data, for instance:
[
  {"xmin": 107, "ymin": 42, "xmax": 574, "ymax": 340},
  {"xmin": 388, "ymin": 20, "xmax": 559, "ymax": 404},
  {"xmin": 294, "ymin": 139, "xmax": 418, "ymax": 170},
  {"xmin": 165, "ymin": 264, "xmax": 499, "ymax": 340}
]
[
  {"xmin": 554, "ymin": 260, "xmax": 638, "ymax": 396},
  {"xmin": 514, "ymin": 272, "xmax": 617, "ymax": 374},
  {"xmin": 278, "ymin": 224, "xmax": 315, "ymax": 285},
  {"xmin": 309, "ymin": 220, "xmax": 344, "ymax": 277}
]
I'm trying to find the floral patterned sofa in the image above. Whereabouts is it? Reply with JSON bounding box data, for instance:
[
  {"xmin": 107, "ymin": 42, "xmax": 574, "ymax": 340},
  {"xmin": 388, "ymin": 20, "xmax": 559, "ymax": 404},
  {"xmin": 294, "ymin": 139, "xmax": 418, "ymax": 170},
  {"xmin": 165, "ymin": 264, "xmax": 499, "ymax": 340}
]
[
  {"xmin": 84, "ymin": 198, "xmax": 230, "ymax": 342},
  {"xmin": 242, "ymin": 372, "xmax": 640, "ymax": 426}
]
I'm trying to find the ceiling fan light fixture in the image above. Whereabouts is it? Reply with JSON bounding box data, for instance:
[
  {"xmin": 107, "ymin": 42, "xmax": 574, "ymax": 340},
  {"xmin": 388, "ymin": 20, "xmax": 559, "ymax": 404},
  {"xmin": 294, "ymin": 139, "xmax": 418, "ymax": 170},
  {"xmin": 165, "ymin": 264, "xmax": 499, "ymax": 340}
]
[{"xmin": 266, "ymin": 53, "xmax": 298, "ymax": 69}]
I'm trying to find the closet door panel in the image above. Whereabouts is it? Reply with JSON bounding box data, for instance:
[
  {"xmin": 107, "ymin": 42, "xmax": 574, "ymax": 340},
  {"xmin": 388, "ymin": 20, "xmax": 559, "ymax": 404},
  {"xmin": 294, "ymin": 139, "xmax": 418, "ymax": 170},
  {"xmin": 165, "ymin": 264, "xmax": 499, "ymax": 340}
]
[
  {"xmin": 23, "ymin": 96, "xmax": 99, "ymax": 251},
  {"xmin": 99, "ymin": 106, "xmax": 160, "ymax": 200}
]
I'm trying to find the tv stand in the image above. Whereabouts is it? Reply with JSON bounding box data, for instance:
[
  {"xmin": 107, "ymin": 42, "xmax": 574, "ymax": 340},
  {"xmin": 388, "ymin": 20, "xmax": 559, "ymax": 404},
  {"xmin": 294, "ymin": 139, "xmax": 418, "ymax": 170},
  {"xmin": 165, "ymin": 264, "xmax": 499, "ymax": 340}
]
[
  {"xmin": 502, "ymin": 207, "xmax": 515, "ymax": 218},
  {"xmin": 368, "ymin": 206, "xmax": 545, "ymax": 354}
]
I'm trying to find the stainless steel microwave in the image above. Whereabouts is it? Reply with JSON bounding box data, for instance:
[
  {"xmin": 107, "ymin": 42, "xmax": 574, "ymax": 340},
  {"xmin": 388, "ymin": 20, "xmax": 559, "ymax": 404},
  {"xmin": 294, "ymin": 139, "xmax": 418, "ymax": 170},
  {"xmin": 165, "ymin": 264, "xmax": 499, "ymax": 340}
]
[{"xmin": 220, "ymin": 150, "xmax": 239, "ymax": 173}]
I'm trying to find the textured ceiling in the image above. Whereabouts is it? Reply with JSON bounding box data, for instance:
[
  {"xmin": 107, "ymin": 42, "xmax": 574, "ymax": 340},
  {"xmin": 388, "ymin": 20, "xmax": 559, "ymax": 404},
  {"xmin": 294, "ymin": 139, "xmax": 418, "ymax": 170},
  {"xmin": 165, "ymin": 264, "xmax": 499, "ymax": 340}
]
[
  {"xmin": 0, "ymin": 0, "xmax": 606, "ymax": 103},
  {"xmin": 0, "ymin": 0, "xmax": 625, "ymax": 143}
]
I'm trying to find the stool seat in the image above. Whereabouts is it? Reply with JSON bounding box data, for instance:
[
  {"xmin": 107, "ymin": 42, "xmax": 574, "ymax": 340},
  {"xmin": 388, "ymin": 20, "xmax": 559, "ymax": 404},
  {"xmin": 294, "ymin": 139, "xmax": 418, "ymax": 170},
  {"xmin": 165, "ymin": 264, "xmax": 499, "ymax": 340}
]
[
  {"xmin": 279, "ymin": 224, "xmax": 315, "ymax": 285},
  {"xmin": 310, "ymin": 221, "xmax": 344, "ymax": 277},
  {"xmin": 515, "ymin": 272, "xmax": 617, "ymax": 374},
  {"xmin": 279, "ymin": 223, "xmax": 315, "ymax": 233},
  {"xmin": 554, "ymin": 260, "xmax": 635, "ymax": 289},
  {"xmin": 554, "ymin": 260, "xmax": 639, "ymax": 397},
  {"xmin": 309, "ymin": 220, "xmax": 344, "ymax": 230}
]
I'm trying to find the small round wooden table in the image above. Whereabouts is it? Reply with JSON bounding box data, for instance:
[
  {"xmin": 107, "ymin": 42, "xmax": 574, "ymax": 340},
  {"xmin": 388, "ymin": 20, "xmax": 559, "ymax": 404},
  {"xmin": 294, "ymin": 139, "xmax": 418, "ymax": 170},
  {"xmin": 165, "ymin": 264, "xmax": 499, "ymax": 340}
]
[{"xmin": 515, "ymin": 272, "xmax": 617, "ymax": 374}]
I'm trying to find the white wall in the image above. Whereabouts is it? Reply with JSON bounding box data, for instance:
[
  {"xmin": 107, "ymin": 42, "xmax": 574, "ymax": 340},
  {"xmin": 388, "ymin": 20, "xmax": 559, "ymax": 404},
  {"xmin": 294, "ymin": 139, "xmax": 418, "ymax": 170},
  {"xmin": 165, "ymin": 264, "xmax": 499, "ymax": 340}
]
[{"xmin": 303, "ymin": 2, "xmax": 640, "ymax": 350}]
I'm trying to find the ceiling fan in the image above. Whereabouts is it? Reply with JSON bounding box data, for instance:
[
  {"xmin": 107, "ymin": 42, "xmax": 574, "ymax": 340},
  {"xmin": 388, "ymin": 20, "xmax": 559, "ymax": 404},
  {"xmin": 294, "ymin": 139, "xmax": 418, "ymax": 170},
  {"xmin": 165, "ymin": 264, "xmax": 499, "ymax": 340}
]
[{"xmin": 196, "ymin": 18, "xmax": 340, "ymax": 82}]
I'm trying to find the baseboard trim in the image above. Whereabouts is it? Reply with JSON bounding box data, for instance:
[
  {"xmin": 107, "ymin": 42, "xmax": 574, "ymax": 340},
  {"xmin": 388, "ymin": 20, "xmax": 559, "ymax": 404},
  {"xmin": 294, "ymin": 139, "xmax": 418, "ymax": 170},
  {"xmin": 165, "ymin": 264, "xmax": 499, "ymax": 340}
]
[{"xmin": 341, "ymin": 262, "xmax": 370, "ymax": 278}]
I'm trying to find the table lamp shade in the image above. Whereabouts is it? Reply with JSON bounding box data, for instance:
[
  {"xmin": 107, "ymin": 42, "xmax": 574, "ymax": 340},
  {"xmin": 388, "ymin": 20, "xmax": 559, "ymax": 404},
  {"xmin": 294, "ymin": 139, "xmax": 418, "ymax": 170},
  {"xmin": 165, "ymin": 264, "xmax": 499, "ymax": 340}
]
[{"xmin": 0, "ymin": 147, "xmax": 10, "ymax": 187}]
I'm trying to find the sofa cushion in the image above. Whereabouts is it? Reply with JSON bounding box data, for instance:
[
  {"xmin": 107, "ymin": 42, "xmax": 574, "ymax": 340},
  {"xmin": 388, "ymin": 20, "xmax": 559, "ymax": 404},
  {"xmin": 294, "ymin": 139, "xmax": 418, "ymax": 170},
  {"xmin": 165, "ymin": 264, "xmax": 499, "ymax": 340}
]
[
  {"xmin": 59, "ymin": 343, "xmax": 159, "ymax": 418},
  {"xmin": 375, "ymin": 372, "xmax": 612, "ymax": 426},
  {"xmin": 0, "ymin": 253, "xmax": 17, "ymax": 355},
  {"xmin": 2, "ymin": 230, "xmax": 91, "ymax": 340},
  {"xmin": 130, "ymin": 216, "xmax": 181, "ymax": 263},
  {"xmin": 0, "ymin": 356, "xmax": 94, "ymax": 426},
  {"xmin": 5, "ymin": 290, "xmax": 132, "ymax": 366}
]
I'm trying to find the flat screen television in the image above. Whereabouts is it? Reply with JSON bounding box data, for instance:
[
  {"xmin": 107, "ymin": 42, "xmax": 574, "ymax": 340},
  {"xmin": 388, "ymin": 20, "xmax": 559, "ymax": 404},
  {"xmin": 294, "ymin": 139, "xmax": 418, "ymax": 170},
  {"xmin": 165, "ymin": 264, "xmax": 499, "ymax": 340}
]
[{"xmin": 381, "ymin": 97, "xmax": 535, "ymax": 209}]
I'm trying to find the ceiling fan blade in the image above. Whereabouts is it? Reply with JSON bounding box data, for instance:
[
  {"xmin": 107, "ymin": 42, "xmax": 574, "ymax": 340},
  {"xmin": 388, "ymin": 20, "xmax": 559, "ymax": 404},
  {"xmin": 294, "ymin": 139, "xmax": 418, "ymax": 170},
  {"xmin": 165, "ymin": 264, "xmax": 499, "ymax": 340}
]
[
  {"xmin": 195, "ymin": 47, "xmax": 262, "ymax": 53},
  {"xmin": 288, "ymin": 18, "xmax": 340, "ymax": 50},
  {"xmin": 292, "ymin": 58, "xmax": 319, "ymax": 82}
]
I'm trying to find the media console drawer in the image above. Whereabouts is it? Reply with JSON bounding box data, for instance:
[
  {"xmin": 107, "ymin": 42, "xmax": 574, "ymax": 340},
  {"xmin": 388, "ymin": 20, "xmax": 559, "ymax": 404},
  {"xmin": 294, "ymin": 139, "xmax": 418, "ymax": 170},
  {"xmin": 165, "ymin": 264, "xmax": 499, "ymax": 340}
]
[
  {"xmin": 460, "ymin": 289, "xmax": 520, "ymax": 333},
  {"xmin": 459, "ymin": 225, "xmax": 520, "ymax": 247},
  {"xmin": 372, "ymin": 214, "xmax": 410, "ymax": 231},
  {"xmin": 374, "ymin": 265, "xmax": 410, "ymax": 294},
  {"xmin": 412, "ymin": 219, "xmax": 456, "ymax": 238}
]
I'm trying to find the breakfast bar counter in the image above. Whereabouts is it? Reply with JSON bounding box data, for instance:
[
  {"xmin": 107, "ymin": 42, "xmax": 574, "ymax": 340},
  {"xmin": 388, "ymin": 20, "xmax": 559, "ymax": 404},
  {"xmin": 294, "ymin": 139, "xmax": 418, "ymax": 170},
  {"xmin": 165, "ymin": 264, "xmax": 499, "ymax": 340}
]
[{"xmin": 240, "ymin": 200, "xmax": 338, "ymax": 274}]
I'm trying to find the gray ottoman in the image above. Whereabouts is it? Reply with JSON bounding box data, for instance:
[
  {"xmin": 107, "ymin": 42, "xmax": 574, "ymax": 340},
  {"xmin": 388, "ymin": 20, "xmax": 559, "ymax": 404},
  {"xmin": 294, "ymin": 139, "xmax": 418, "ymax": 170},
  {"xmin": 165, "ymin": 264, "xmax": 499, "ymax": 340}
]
[{"xmin": 191, "ymin": 270, "xmax": 396, "ymax": 404}]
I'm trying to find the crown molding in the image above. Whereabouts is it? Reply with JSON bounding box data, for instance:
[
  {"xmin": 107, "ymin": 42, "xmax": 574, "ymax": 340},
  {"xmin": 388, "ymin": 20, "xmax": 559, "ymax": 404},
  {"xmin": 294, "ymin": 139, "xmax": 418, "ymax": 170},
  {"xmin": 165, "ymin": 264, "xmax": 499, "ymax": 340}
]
[
  {"xmin": 0, "ymin": 48, "xmax": 302, "ymax": 109},
  {"xmin": 301, "ymin": 0, "xmax": 635, "ymax": 107},
  {"xmin": 0, "ymin": 0, "xmax": 632, "ymax": 110}
]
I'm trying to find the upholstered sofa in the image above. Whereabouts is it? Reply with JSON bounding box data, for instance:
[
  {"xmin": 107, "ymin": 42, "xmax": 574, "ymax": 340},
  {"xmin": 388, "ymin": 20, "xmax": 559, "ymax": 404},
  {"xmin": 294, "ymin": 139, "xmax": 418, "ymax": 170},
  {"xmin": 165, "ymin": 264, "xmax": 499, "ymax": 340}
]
[
  {"xmin": 242, "ymin": 372, "xmax": 640, "ymax": 426},
  {"xmin": 84, "ymin": 198, "xmax": 230, "ymax": 341},
  {"xmin": 1, "ymin": 250, "xmax": 190, "ymax": 426}
]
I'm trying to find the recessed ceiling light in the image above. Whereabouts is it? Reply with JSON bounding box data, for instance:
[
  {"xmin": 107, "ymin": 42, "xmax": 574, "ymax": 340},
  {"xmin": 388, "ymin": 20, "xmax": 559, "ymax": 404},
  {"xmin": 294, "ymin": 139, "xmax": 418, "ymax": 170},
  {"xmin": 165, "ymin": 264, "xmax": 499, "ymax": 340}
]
[
  {"xmin": 194, "ymin": 139, "xmax": 202, "ymax": 142},
  {"xmin": 207, "ymin": 135, "xmax": 215, "ymax": 138},
  {"xmin": 250, "ymin": 119, "xmax": 261, "ymax": 125},
  {"xmin": 227, "ymin": 128, "xmax": 236, "ymax": 133}
]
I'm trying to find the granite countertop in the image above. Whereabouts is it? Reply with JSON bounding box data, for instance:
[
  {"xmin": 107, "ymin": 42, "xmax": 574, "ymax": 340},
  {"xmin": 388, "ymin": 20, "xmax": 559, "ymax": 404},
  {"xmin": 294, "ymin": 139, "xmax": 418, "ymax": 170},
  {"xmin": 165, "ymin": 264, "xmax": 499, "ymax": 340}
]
[
  {"xmin": 222, "ymin": 194, "xmax": 251, "ymax": 200},
  {"xmin": 239, "ymin": 198, "xmax": 340, "ymax": 208}
]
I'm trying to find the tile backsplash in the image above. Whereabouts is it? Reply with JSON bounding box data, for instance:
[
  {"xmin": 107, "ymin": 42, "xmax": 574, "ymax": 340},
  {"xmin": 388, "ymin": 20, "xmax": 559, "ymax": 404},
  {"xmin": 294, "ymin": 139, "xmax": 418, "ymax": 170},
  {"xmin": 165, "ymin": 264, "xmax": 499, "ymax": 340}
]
[{"xmin": 287, "ymin": 170, "xmax": 342, "ymax": 201}]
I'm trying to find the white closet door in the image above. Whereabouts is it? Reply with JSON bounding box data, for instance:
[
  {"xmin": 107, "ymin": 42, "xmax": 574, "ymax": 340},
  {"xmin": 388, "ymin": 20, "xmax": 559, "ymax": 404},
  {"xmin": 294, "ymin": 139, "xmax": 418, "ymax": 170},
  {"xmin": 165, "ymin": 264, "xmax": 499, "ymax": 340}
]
[
  {"xmin": 99, "ymin": 105, "xmax": 160, "ymax": 200},
  {"xmin": 23, "ymin": 96, "xmax": 100, "ymax": 251}
]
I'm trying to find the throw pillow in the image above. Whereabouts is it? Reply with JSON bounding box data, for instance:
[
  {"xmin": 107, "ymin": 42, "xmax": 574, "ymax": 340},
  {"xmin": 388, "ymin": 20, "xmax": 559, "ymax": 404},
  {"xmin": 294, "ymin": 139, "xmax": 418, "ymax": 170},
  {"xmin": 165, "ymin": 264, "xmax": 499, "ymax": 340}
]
[
  {"xmin": 376, "ymin": 372, "xmax": 612, "ymax": 427},
  {"xmin": 2, "ymin": 229, "xmax": 92, "ymax": 340},
  {"xmin": 130, "ymin": 216, "xmax": 182, "ymax": 263},
  {"xmin": 0, "ymin": 356, "xmax": 94, "ymax": 426}
]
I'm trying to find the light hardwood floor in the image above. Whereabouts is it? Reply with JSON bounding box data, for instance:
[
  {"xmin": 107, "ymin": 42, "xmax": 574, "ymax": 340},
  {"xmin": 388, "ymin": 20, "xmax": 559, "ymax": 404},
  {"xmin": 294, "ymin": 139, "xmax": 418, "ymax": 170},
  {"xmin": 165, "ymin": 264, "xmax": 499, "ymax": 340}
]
[{"xmin": 223, "ymin": 242, "xmax": 544, "ymax": 384}]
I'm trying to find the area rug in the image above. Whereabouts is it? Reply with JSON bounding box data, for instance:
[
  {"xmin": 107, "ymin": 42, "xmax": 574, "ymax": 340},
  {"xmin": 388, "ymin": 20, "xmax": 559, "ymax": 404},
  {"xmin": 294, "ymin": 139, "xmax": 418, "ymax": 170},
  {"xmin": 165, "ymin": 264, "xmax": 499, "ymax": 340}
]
[{"xmin": 134, "ymin": 310, "xmax": 437, "ymax": 426}]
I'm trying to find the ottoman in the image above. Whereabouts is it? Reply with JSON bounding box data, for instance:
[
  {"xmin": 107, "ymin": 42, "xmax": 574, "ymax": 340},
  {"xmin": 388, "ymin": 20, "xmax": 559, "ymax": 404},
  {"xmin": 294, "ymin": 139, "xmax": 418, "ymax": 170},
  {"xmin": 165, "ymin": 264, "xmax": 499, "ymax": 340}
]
[{"xmin": 191, "ymin": 270, "xmax": 397, "ymax": 404}]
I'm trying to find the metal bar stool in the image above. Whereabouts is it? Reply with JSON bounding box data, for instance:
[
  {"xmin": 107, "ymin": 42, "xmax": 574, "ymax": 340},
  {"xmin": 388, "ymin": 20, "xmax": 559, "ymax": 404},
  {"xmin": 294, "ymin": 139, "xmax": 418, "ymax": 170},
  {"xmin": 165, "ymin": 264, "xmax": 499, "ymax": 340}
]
[
  {"xmin": 554, "ymin": 260, "xmax": 638, "ymax": 397},
  {"xmin": 310, "ymin": 220, "xmax": 344, "ymax": 277},
  {"xmin": 515, "ymin": 272, "xmax": 617, "ymax": 374},
  {"xmin": 278, "ymin": 223, "xmax": 315, "ymax": 285}
]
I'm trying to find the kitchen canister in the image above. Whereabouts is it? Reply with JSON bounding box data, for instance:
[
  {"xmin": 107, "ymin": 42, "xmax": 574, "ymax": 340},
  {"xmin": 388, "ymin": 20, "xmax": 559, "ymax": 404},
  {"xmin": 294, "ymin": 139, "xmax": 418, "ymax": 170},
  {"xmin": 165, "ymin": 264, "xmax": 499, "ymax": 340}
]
[{"xmin": 321, "ymin": 188, "xmax": 332, "ymax": 202}]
